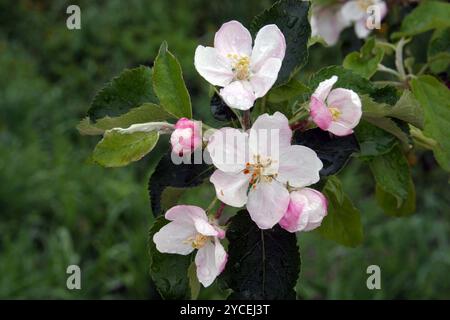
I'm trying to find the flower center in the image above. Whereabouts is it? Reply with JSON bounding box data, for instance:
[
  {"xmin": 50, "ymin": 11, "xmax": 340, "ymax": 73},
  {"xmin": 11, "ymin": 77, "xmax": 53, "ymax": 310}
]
[
  {"xmin": 329, "ymin": 107, "xmax": 341, "ymax": 121},
  {"xmin": 243, "ymin": 155, "xmax": 277, "ymax": 187},
  {"xmin": 185, "ymin": 233, "xmax": 209, "ymax": 249},
  {"xmin": 228, "ymin": 54, "xmax": 251, "ymax": 80}
]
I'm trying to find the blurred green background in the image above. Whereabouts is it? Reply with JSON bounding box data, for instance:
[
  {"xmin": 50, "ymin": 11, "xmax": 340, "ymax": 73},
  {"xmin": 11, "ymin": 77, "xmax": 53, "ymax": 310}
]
[{"xmin": 0, "ymin": 0, "xmax": 449, "ymax": 299}]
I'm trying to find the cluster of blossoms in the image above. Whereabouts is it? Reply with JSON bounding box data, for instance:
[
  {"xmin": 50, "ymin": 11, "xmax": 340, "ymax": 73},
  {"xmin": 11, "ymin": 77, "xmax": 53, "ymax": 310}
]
[
  {"xmin": 154, "ymin": 20, "xmax": 362, "ymax": 287},
  {"xmin": 311, "ymin": 0, "xmax": 387, "ymax": 46}
]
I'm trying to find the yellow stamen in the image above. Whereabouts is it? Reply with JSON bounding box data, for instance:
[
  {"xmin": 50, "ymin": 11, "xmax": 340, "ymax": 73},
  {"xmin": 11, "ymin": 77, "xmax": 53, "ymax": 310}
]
[
  {"xmin": 329, "ymin": 107, "xmax": 341, "ymax": 121},
  {"xmin": 228, "ymin": 54, "xmax": 251, "ymax": 80},
  {"xmin": 186, "ymin": 234, "xmax": 209, "ymax": 249}
]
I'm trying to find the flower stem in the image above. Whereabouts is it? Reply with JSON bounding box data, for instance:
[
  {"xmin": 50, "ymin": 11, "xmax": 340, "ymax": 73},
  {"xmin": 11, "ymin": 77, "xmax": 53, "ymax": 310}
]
[
  {"xmin": 214, "ymin": 202, "xmax": 226, "ymax": 220},
  {"xmin": 243, "ymin": 110, "xmax": 251, "ymax": 130}
]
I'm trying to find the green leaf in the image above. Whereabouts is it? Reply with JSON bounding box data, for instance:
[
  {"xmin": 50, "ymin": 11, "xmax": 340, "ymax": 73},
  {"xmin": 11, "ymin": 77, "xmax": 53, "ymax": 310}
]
[
  {"xmin": 428, "ymin": 27, "xmax": 450, "ymax": 74},
  {"xmin": 148, "ymin": 217, "xmax": 191, "ymax": 299},
  {"xmin": 251, "ymin": 0, "xmax": 311, "ymax": 86},
  {"xmin": 309, "ymin": 66, "xmax": 374, "ymax": 96},
  {"xmin": 221, "ymin": 210, "xmax": 300, "ymax": 299},
  {"xmin": 361, "ymin": 92, "xmax": 424, "ymax": 129},
  {"xmin": 392, "ymin": 1, "xmax": 450, "ymax": 39},
  {"xmin": 293, "ymin": 128, "xmax": 359, "ymax": 176},
  {"xmin": 317, "ymin": 176, "xmax": 364, "ymax": 247},
  {"xmin": 411, "ymin": 75, "xmax": 450, "ymax": 172},
  {"xmin": 268, "ymin": 78, "xmax": 310, "ymax": 103},
  {"xmin": 188, "ymin": 262, "xmax": 201, "ymax": 300},
  {"xmin": 153, "ymin": 42, "xmax": 192, "ymax": 119},
  {"xmin": 364, "ymin": 116, "xmax": 409, "ymax": 145},
  {"xmin": 369, "ymin": 145, "xmax": 416, "ymax": 216},
  {"xmin": 78, "ymin": 103, "xmax": 174, "ymax": 135},
  {"xmin": 93, "ymin": 130, "xmax": 159, "ymax": 167},
  {"xmin": 149, "ymin": 152, "xmax": 213, "ymax": 216},
  {"xmin": 343, "ymin": 38, "xmax": 385, "ymax": 79},
  {"xmin": 355, "ymin": 120, "xmax": 397, "ymax": 158},
  {"xmin": 88, "ymin": 66, "xmax": 157, "ymax": 121}
]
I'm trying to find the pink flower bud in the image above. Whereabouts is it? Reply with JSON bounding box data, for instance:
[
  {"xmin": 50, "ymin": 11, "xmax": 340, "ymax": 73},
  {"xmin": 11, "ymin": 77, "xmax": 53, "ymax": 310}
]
[{"xmin": 170, "ymin": 118, "xmax": 202, "ymax": 156}]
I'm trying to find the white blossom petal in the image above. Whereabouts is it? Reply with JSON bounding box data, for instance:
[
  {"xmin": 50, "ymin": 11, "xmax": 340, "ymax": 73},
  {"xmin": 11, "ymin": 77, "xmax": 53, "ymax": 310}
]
[
  {"xmin": 220, "ymin": 80, "xmax": 256, "ymax": 110},
  {"xmin": 277, "ymin": 145, "xmax": 323, "ymax": 188},
  {"xmin": 195, "ymin": 239, "xmax": 228, "ymax": 287},
  {"xmin": 210, "ymin": 170, "xmax": 250, "ymax": 207},
  {"xmin": 312, "ymin": 75, "xmax": 338, "ymax": 102},
  {"xmin": 153, "ymin": 221, "xmax": 196, "ymax": 255},
  {"xmin": 250, "ymin": 57, "xmax": 282, "ymax": 98},
  {"xmin": 214, "ymin": 20, "xmax": 253, "ymax": 57},
  {"xmin": 246, "ymin": 180, "xmax": 290, "ymax": 229},
  {"xmin": 251, "ymin": 24, "xmax": 286, "ymax": 72},
  {"xmin": 194, "ymin": 46, "xmax": 234, "ymax": 87}
]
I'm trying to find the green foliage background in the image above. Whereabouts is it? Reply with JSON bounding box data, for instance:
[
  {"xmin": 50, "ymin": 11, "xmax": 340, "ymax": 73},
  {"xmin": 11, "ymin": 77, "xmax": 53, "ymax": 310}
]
[{"xmin": 0, "ymin": 0, "xmax": 448, "ymax": 299}]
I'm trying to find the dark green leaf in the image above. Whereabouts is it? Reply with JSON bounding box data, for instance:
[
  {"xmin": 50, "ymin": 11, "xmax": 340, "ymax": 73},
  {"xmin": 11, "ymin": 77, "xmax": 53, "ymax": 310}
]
[
  {"xmin": 268, "ymin": 78, "xmax": 310, "ymax": 103},
  {"xmin": 251, "ymin": 0, "xmax": 310, "ymax": 86},
  {"xmin": 354, "ymin": 120, "xmax": 397, "ymax": 158},
  {"xmin": 188, "ymin": 262, "xmax": 201, "ymax": 300},
  {"xmin": 148, "ymin": 217, "xmax": 191, "ymax": 299},
  {"xmin": 317, "ymin": 176, "xmax": 364, "ymax": 247},
  {"xmin": 411, "ymin": 75, "xmax": 450, "ymax": 172},
  {"xmin": 93, "ymin": 130, "xmax": 159, "ymax": 167},
  {"xmin": 369, "ymin": 145, "xmax": 416, "ymax": 216},
  {"xmin": 428, "ymin": 27, "xmax": 450, "ymax": 74},
  {"xmin": 343, "ymin": 38, "xmax": 385, "ymax": 79},
  {"xmin": 293, "ymin": 128, "xmax": 359, "ymax": 176},
  {"xmin": 88, "ymin": 66, "xmax": 157, "ymax": 121},
  {"xmin": 221, "ymin": 210, "xmax": 300, "ymax": 300},
  {"xmin": 210, "ymin": 93, "xmax": 237, "ymax": 122},
  {"xmin": 149, "ymin": 151, "xmax": 213, "ymax": 216},
  {"xmin": 392, "ymin": 1, "xmax": 450, "ymax": 39},
  {"xmin": 153, "ymin": 42, "xmax": 192, "ymax": 119}
]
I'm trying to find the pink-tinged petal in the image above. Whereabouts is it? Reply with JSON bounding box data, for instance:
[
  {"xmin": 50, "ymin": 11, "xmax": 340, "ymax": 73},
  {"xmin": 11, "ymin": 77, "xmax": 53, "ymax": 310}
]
[
  {"xmin": 248, "ymin": 112, "xmax": 292, "ymax": 160},
  {"xmin": 165, "ymin": 205, "xmax": 208, "ymax": 224},
  {"xmin": 210, "ymin": 170, "xmax": 250, "ymax": 207},
  {"xmin": 153, "ymin": 221, "xmax": 196, "ymax": 255},
  {"xmin": 207, "ymin": 127, "xmax": 249, "ymax": 173},
  {"xmin": 220, "ymin": 80, "xmax": 256, "ymax": 110},
  {"xmin": 310, "ymin": 96, "xmax": 332, "ymax": 130},
  {"xmin": 327, "ymin": 88, "xmax": 362, "ymax": 129},
  {"xmin": 277, "ymin": 145, "xmax": 323, "ymax": 188},
  {"xmin": 246, "ymin": 180, "xmax": 290, "ymax": 229},
  {"xmin": 311, "ymin": 5, "xmax": 349, "ymax": 46},
  {"xmin": 312, "ymin": 75, "xmax": 338, "ymax": 101},
  {"xmin": 341, "ymin": 1, "xmax": 365, "ymax": 23},
  {"xmin": 326, "ymin": 122, "xmax": 354, "ymax": 136},
  {"xmin": 251, "ymin": 24, "xmax": 286, "ymax": 72},
  {"xmin": 194, "ymin": 219, "xmax": 219, "ymax": 237},
  {"xmin": 194, "ymin": 46, "xmax": 234, "ymax": 87},
  {"xmin": 195, "ymin": 239, "xmax": 227, "ymax": 287},
  {"xmin": 250, "ymin": 58, "xmax": 282, "ymax": 98},
  {"xmin": 280, "ymin": 188, "xmax": 327, "ymax": 232},
  {"xmin": 354, "ymin": 19, "xmax": 372, "ymax": 39},
  {"xmin": 214, "ymin": 20, "xmax": 252, "ymax": 57},
  {"xmin": 378, "ymin": 1, "xmax": 388, "ymax": 20}
]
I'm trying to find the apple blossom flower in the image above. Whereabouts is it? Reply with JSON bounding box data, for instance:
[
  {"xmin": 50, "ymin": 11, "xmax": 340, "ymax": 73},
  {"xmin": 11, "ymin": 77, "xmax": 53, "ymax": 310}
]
[
  {"xmin": 170, "ymin": 118, "xmax": 202, "ymax": 156},
  {"xmin": 311, "ymin": 4, "xmax": 349, "ymax": 46},
  {"xmin": 153, "ymin": 205, "xmax": 227, "ymax": 287},
  {"xmin": 207, "ymin": 112, "xmax": 323, "ymax": 229},
  {"xmin": 341, "ymin": 0, "xmax": 387, "ymax": 39},
  {"xmin": 194, "ymin": 20, "xmax": 286, "ymax": 110},
  {"xmin": 279, "ymin": 188, "xmax": 328, "ymax": 233},
  {"xmin": 310, "ymin": 76, "xmax": 362, "ymax": 136}
]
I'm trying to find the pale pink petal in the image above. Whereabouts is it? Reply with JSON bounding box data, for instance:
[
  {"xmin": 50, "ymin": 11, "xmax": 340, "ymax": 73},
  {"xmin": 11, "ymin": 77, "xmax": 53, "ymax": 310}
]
[
  {"xmin": 341, "ymin": 1, "xmax": 365, "ymax": 23},
  {"xmin": 251, "ymin": 24, "xmax": 286, "ymax": 72},
  {"xmin": 207, "ymin": 127, "xmax": 249, "ymax": 173},
  {"xmin": 378, "ymin": 1, "xmax": 388, "ymax": 20},
  {"xmin": 214, "ymin": 20, "xmax": 253, "ymax": 57},
  {"xmin": 311, "ymin": 5, "xmax": 349, "ymax": 46},
  {"xmin": 249, "ymin": 57, "xmax": 282, "ymax": 98},
  {"xmin": 246, "ymin": 180, "xmax": 290, "ymax": 229},
  {"xmin": 354, "ymin": 19, "xmax": 372, "ymax": 39},
  {"xmin": 326, "ymin": 122, "xmax": 354, "ymax": 136},
  {"xmin": 327, "ymin": 88, "xmax": 362, "ymax": 129},
  {"xmin": 195, "ymin": 239, "xmax": 227, "ymax": 287},
  {"xmin": 277, "ymin": 145, "xmax": 323, "ymax": 188},
  {"xmin": 165, "ymin": 205, "xmax": 208, "ymax": 224},
  {"xmin": 220, "ymin": 80, "xmax": 256, "ymax": 110},
  {"xmin": 194, "ymin": 46, "xmax": 234, "ymax": 87},
  {"xmin": 279, "ymin": 188, "xmax": 327, "ymax": 232},
  {"xmin": 194, "ymin": 219, "xmax": 220, "ymax": 237},
  {"xmin": 210, "ymin": 170, "xmax": 250, "ymax": 207},
  {"xmin": 312, "ymin": 75, "xmax": 338, "ymax": 101},
  {"xmin": 248, "ymin": 112, "xmax": 292, "ymax": 160},
  {"xmin": 153, "ymin": 221, "xmax": 196, "ymax": 255},
  {"xmin": 310, "ymin": 96, "xmax": 332, "ymax": 130}
]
